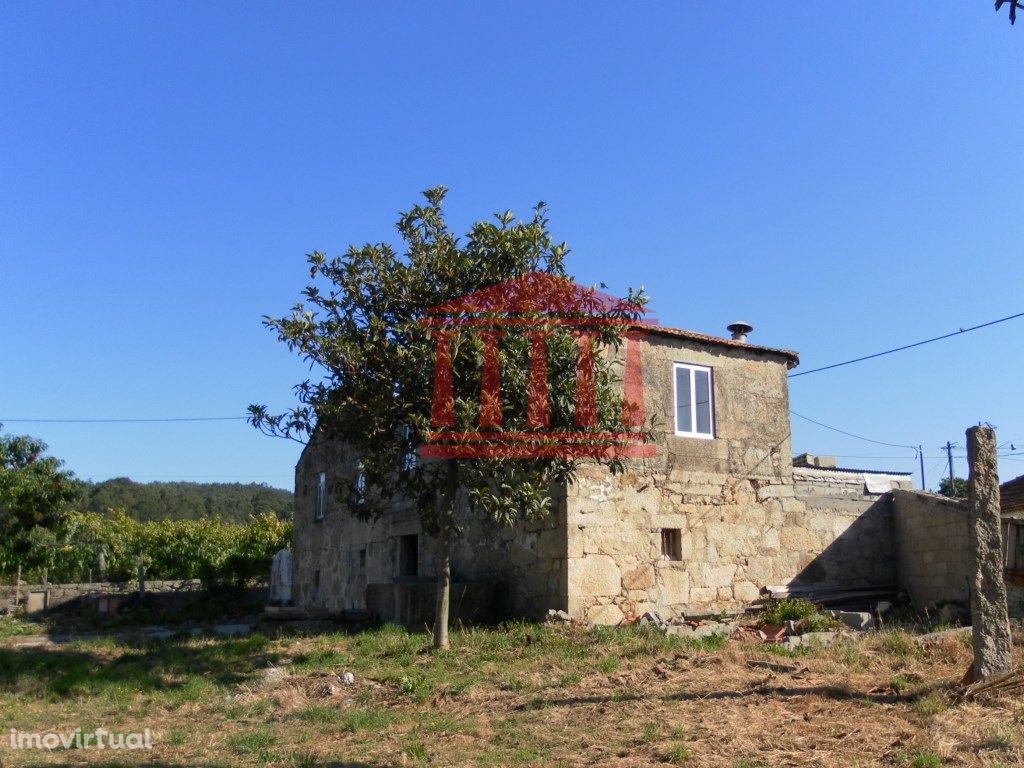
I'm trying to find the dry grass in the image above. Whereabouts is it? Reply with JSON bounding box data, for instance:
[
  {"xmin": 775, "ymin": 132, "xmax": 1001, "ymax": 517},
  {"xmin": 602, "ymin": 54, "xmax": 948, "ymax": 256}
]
[{"xmin": 0, "ymin": 623, "xmax": 1022, "ymax": 767}]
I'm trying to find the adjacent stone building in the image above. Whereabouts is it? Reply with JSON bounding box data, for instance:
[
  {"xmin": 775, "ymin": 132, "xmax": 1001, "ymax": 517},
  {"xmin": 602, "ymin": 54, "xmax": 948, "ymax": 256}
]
[{"xmin": 291, "ymin": 321, "xmax": 914, "ymax": 624}]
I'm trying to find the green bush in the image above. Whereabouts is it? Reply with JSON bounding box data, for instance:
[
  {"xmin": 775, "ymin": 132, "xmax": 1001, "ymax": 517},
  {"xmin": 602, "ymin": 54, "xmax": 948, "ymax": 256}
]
[
  {"xmin": 1, "ymin": 509, "xmax": 291, "ymax": 588},
  {"xmin": 758, "ymin": 598, "xmax": 820, "ymax": 624},
  {"xmin": 758, "ymin": 598, "xmax": 837, "ymax": 632}
]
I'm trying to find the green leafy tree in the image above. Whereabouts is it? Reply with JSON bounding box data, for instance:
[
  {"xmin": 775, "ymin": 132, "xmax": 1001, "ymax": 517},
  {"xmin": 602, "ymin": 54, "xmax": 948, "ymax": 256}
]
[
  {"xmin": 250, "ymin": 187, "xmax": 649, "ymax": 648},
  {"xmin": 938, "ymin": 476, "xmax": 969, "ymax": 498},
  {"xmin": 7, "ymin": 509, "xmax": 292, "ymax": 587},
  {"xmin": 0, "ymin": 424, "xmax": 80, "ymax": 568}
]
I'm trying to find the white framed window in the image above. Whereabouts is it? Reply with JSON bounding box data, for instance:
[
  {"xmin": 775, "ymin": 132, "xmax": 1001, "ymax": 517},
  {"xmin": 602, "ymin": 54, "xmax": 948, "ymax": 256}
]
[
  {"xmin": 673, "ymin": 362, "xmax": 714, "ymax": 439},
  {"xmin": 354, "ymin": 466, "xmax": 367, "ymax": 505},
  {"xmin": 400, "ymin": 424, "xmax": 418, "ymax": 472},
  {"xmin": 314, "ymin": 472, "xmax": 327, "ymax": 520}
]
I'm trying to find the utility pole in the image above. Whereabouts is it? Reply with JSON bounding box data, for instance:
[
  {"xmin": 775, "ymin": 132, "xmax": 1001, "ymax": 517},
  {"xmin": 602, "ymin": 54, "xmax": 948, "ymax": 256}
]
[
  {"xmin": 945, "ymin": 441, "xmax": 956, "ymax": 491},
  {"xmin": 918, "ymin": 445, "xmax": 925, "ymax": 490}
]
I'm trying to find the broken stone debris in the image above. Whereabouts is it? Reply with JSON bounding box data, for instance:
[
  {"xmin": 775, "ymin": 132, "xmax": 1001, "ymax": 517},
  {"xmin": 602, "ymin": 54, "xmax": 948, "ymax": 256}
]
[
  {"xmin": 545, "ymin": 606, "xmax": 872, "ymax": 646},
  {"xmin": 828, "ymin": 610, "xmax": 874, "ymax": 631},
  {"xmin": 545, "ymin": 609, "xmax": 572, "ymax": 625},
  {"xmin": 637, "ymin": 611, "xmax": 665, "ymax": 628}
]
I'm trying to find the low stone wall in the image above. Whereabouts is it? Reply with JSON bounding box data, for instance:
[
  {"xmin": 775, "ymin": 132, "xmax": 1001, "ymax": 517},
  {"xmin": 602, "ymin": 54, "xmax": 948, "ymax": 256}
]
[
  {"xmin": 1, "ymin": 580, "xmax": 266, "ymax": 616},
  {"xmin": 892, "ymin": 489, "xmax": 970, "ymax": 611},
  {"xmin": 1, "ymin": 580, "xmax": 203, "ymax": 612}
]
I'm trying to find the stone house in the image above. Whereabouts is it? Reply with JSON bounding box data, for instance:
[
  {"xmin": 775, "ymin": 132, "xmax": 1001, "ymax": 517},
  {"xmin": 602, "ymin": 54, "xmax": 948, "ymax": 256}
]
[
  {"xmin": 1000, "ymin": 474, "xmax": 1024, "ymax": 613},
  {"xmin": 290, "ymin": 319, "xmax": 915, "ymax": 625}
]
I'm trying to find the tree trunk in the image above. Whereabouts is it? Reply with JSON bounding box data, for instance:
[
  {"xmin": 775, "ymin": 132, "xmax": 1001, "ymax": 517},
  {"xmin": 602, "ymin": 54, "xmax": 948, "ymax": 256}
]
[
  {"xmin": 432, "ymin": 462, "xmax": 457, "ymax": 650},
  {"xmin": 433, "ymin": 513, "xmax": 453, "ymax": 650}
]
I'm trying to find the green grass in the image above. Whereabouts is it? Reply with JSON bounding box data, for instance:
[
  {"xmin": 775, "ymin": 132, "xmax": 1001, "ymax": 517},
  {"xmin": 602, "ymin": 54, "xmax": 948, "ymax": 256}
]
[
  {"xmin": 226, "ymin": 728, "xmax": 276, "ymax": 755},
  {"xmin": 879, "ymin": 630, "xmax": 919, "ymax": 658},
  {"xmin": 0, "ymin": 615, "xmax": 47, "ymax": 638},
  {"xmin": 0, "ymin": 617, "xmax": 1012, "ymax": 767},
  {"xmin": 890, "ymin": 674, "xmax": 911, "ymax": 694},
  {"xmin": 641, "ymin": 722, "xmax": 660, "ymax": 744},
  {"xmin": 340, "ymin": 708, "xmax": 394, "ymax": 732},
  {"xmin": 897, "ymin": 748, "xmax": 944, "ymax": 768},
  {"xmin": 984, "ymin": 726, "xmax": 1014, "ymax": 749},
  {"xmin": 663, "ymin": 743, "xmax": 692, "ymax": 763},
  {"xmin": 912, "ymin": 695, "xmax": 948, "ymax": 717},
  {"xmin": 295, "ymin": 704, "xmax": 342, "ymax": 724},
  {"xmin": 166, "ymin": 729, "xmax": 189, "ymax": 746}
]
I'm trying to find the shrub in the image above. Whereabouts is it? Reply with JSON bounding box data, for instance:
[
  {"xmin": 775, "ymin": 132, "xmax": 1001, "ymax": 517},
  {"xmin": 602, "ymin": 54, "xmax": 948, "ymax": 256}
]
[
  {"xmin": 4, "ymin": 509, "xmax": 291, "ymax": 588},
  {"xmin": 759, "ymin": 598, "xmax": 819, "ymax": 624},
  {"xmin": 758, "ymin": 597, "xmax": 840, "ymax": 634}
]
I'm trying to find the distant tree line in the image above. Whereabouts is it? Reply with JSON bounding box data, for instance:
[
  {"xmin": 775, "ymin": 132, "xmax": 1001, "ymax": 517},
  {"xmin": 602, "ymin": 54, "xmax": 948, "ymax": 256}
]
[{"xmin": 78, "ymin": 478, "xmax": 293, "ymax": 523}]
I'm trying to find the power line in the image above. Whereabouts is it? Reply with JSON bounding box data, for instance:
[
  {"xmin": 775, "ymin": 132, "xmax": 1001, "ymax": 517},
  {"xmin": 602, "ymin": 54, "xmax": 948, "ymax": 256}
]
[
  {"xmin": 789, "ymin": 310, "xmax": 1024, "ymax": 378},
  {"xmin": 789, "ymin": 410, "xmax": 918, "ymax": 451},
  {"xmin": 0, "ymin": 416, "xmax": 248, "ymax": 423}
]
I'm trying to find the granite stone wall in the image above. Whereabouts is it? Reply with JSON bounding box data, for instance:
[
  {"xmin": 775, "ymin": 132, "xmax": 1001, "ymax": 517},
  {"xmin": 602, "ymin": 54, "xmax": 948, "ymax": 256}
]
[
  {"xmin": 564, "ymin": 334, "xmax": 898, "ymax": 622},
  {"xmin": 292, "ymin": 433, "xmax": 566, "ymax": 619}
]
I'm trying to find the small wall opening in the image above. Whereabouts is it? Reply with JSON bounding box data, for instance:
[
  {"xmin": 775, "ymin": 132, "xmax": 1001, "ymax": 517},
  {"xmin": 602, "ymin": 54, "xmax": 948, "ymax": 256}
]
[
  {"xmin": 398, "ymin": 535, "xmax": 419, "ymax": 577},
  {"xmin": 661, "ymin": 529, "xmax": 682, "ymax": 561}
]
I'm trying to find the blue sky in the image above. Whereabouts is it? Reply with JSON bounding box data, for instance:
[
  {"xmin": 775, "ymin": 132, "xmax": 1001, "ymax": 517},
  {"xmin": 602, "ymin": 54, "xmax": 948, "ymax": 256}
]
[{"xmin": 2, "ymin": 3, "xmax": 1022, "ymax": 491}]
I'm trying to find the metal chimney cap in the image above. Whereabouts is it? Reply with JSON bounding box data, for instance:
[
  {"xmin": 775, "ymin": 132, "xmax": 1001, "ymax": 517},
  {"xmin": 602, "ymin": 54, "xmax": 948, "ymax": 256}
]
[{"xmin": 727, "ymin": 321, "xmax": 753, "ymax": 341}]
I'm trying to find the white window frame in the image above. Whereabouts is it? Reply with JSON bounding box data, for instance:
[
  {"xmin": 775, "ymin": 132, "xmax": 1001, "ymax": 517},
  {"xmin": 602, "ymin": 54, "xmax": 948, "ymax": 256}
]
[
  {"xmin": 672, "ymin": 362, "xmax": 715, "ymax": 439},
  {"xmin": 314, "ymin": 472, "xmax": 327, "ymax": 521},
  {"xmin": 354, "ymin": 466, "xmax": 367, "ymax": 505},
  {"xmin": 400, "ymin": 424, "xmax": 418, "ymax": 472}
]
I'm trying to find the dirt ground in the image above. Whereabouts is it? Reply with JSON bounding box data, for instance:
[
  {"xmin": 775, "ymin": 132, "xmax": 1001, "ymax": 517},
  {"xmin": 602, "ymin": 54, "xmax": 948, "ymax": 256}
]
[{"xmin": 0, "ymin": 621, "xmax": 1021, "ymax": 767}]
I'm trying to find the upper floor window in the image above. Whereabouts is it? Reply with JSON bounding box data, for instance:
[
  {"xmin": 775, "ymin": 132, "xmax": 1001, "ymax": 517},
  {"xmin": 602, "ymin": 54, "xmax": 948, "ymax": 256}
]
[
  {"xmin": 314, "ymin": 472, "xmax": 327, "ymax": 520},
  {"xmin": 673, "ymin": 363, "xmax": 714, "ymax": 438},
  {"xmin": 400, "ymin": 424, "xmax": 418, "ymax": 472},
  {"xmin": 354, "ymin": 466, "xmax": 367, "ymax": 506}
]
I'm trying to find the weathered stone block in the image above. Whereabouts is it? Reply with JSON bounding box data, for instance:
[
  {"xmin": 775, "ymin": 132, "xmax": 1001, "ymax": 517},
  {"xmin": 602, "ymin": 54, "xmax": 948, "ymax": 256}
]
[
  {"xmin": 733, "ymin": 580, "xmax": 760, "ymax": 602},
  {"xmin": 699, "ymin": 563, "xmax": 737, "ymax": 589},
  {"xmin": 779, "ymin": 527, "xmax": 817, "ymax": 552},
  {"xmin": 586, "ymin": 602, "xmax": 624, "ymax": 626},
  {"xmin": 622, "ymin": 565, "xmax": 655, "ymax": 591},
  {"xmin": 568, "ymin": 554, "xmax": 621, "ymax": 598},
  {"xmin": 658, "ymin": 566, "xmax": 690, "ymax": 602}
]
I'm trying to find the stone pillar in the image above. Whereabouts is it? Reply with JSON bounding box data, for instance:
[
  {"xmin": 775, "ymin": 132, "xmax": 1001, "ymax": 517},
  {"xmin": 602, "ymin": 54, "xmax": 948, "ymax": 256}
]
[
  {"xmin": 966, "ymin": 425, "xmax": 1013, "ymax": 680},
  {"xmin": 269, "ymin": 549, "xmax": 293, "ymax": 605}
]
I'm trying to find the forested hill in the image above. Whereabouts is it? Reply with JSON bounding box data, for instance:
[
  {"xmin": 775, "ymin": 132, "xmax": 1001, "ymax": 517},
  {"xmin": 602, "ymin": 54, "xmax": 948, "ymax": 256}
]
[{"xmin": 79, "ymin": 478, "xmax": 293, "ymax": 523}]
